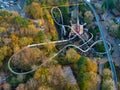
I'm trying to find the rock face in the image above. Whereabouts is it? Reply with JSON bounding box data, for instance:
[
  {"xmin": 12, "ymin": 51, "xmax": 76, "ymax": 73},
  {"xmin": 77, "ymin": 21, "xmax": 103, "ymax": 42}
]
[
  {"xmin": 62, "ymin": 66, "xmax": 77, "ymax": 84},
  {"xmin": 62, "ymin": 66, "xmax": 80, "ymax": 89}
]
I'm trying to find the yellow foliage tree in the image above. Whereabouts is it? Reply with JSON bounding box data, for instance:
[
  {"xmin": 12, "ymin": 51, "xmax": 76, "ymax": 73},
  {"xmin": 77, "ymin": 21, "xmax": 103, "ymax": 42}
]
[
  {"xmin": 34, "ymin": 67, "xmax": 50, "ymax": 85},
  {"xmin": 65, "ymin": 48, "xmax": 80, "ymax": 63},
  {"xmin": 88, "ymin": 59, "xmax": 98, "ymax": 73},
  {"xmin": 19, "ymin": 37, "xmax": 33, "ymax": 47},
  {"xmin": 11, "ymin": 34, "xmax": 19, "ymax": 47},
  {"xmin": 25, "ymin": 2, "xmax": 42, "ymax": 19},
  {"xmin": 13, "ymin": 44, "xmax": 20, "ymax": 53},
  {"xmin": 0, "ymin": 27, "xmax": 6, "ymax": 33},
  {"xmin": 1, "ymin": 46, "xmax": 12, "ymax": 56}
]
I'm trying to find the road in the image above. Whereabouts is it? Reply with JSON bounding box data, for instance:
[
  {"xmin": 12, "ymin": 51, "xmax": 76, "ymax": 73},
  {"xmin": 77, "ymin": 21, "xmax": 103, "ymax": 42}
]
[
  {"xmin": 97, "ymin": 62, "xmax": 104, "ymax": 90},
  {"xmin": 84, "ymin": 0, "xmax": 118, "ymax": 89},
  {"xmin": 0, "ymin": 0, "xmax": 26, "ymax": 13}
]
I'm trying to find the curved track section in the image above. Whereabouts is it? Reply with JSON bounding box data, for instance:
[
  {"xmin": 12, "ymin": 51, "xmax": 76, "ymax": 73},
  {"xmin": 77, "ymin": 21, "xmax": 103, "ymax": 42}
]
[{"xmin": 51, "ymin": 7, "xmax": 85, "ymax": 42}]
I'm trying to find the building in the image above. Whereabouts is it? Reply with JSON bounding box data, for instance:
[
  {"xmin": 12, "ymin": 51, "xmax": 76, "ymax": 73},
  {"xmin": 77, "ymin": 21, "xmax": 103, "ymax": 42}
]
[
  {"xmin": 71, "ymin": 24, "xmax": 83, "ymax": 34},
  {"xmin": 111, "ymin": 9, "xmax": 120, "ymax": 17}
]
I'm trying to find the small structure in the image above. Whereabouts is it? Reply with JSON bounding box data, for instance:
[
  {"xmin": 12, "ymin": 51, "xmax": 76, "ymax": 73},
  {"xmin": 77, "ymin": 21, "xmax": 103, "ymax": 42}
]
[
  {"xmin": 71, "ymin": 24, "xmax": 83, "ymax": 34},
  {"xmin": 111, "ymin": 9, "xmax": 120, "ymax": 17},
  {"xmin": 115, "ymin": 17, "xmax": 120, "ymax": 24}
]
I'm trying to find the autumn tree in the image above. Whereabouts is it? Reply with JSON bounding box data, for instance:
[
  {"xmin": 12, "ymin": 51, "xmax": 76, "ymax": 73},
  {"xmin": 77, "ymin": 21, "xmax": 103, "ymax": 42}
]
[
  {"xmin": 43, "ymin": 43, "xmax": 56, "ymax": 55},
  {"xmin": 102, "ymin": 69, "xmax": 112, "ymax": 80},
  {"xmin": 34, "ymin": 67, "xmax": 50, "ymax": 85},
  {"xmin": 0, "ymin": 49, "xmax": 5, "ymax": 66},
  {"xmin": 109, "ymin": 22, "xmax": 120, "ymax": 38},
  {"xmin": 65, "ymin": 48, "xmax": 80, "ymax": 64},
  {"xmin": 13, "ymin": 44, "xmax": 20, "ymax": 53},
  {"xmin": 11, "ymin": 48, "xmax": 42, "ymax": 71},
  {"xmin": 36, "ymin": 31, "xmax": 46, "ymax": 43},
  {"xmin": 11, "ymin": 34, "xmax": 19, "ymax": 47},
  {"xmin": 19, "ymin": 37, "xmax": 33, "ymax": 47},
  {"xmin": 38, "ymin": 85, "xmax": 53, "ymax": 90},
  {"xmin": 101, "ymin": 79, "xmax": 114, "ymax": 90},
  {"xmin": 16, "ymin": 83, "xmax": 27, "ymax": 90},
  {"xmin": 3, "ymin": 83, "xmax": 11, "ymax": 90},
  {"xmin": 13, "ymin": 16, "xmax": 29, "ymax": 27},
  {"xmin": 0, "ymin": 27, "xmax": 6, "ymax": 33},
  {"xmin": 19, "ymin": 24, "xmax": 38, "ymax": 36},
  {"xmin": 84, "ymin": 11, "xmax": 94, "ymax": 24},
  {"xmin": 0, "ymin": 10, "xmax": 11, "ymax": 19},
  {"xmin": 25, "ymin": 2, "xmax": 42, "ymax": 19},
  {"xmin": 44, "ymin": 10, "xmax": 58, "ymax": 41},
  {"xmin": 77, "ymin": 56, "xmax": 98, "ymax": 90},
  {"xmin": 101, "ymin": 68, "xmax": 114, "ymax": 90},
  {"xmin": 26, "ymin": 78, "xmax": 39, "ymax": 90},
  {"xmin": 0, "ymin": 46, "xmax": 12, "ymax": 66}
]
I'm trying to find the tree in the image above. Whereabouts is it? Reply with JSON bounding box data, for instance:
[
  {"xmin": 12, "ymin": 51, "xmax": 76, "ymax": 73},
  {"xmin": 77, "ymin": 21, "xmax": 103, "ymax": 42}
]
[
  {"xmin": 26, "ymin": 0, "xmax": 32, "ymax": 5},
  {"xmin": 77, "ymin": 56, "xmax": 98, "ymax": 90},
  {"xmin": 95, "ymin": 44, "xmax": 105, "ymax": 52},
  {"xmin": 102, "ymin": 69, "xmax": 112, "ymax": 80},
  {"xmin": 25, "ymin": 2, "xmax": 42, "ymax": 19},
  {"xmin": 16, "ymin": 84, "xmax": 27, "ymax": 90},
  {"xmin": 77, "ymin": 72, "xmax": 90, "ymax": 90},
  {"xmin": 102, "ymin": 0, "xmax": 117, "ymax": 11},
  {"xmin": 1, "ymin": 46, "xmax": 12, "ymax": 57},
  {"xmin": 19, "ymin": 37, "xmax": 33, "ymax": 47},
  {"xmin": 13, "ymin": 44, "xmax": 20, "ymax": 53},
  {"xmin": 44, "ymin": 10, "xmax": 58, "ymax": 41},
  {"xmin": 13, "ymin": 16, "xmax": 29, "ymax": 27},
  {"xmin": 0, "ymin": 46, "xmax": 12, "ymax": 67},
  {"xmin": 11, "ymin": 34, "xmax": 19, "ymax": 47},
  {"xmin": 3, "ymin": 83, "xmax": 11, "ymax": 90},
  {"xmin": 34, "ymin": 67, "xmax": 50, "ymax": 85},
  {"xmin": 84, "ymin": 11, "xmax": 94, "ymax": 24},
  {"xmin": 88, "ymin": 59, "xmax": 98, "ymax": 73},
  {"xmin": 0, "ymin": 49, "xmax": 5, "ymax": 66},
  {"xmin": 11, "ymin": 48, "xmax": 42, "ymax": 71},
  {"xmin": 77, "ymin": 56, "xmax": 89, "ymax": 73},
  {"xmin": 26, "ymin": 78, "xmax": 39, "ymax": 90},
  {"xmin": 38, "ymin": 85, "xmax": 53, "ymax": 90},
  {"xmin": 0, "ymin": 27, "xmax": 6, "ymax": 33},
  {"xmin": 109, "ymin": 23, "xmax": 119, "ymax": 38},
  {"xmin": 36, "ymin": 31, "xmax": 46, "ymax": 43},
  {"xmin": 19, "ymin": 24, "xmax": 38, "ymax": 36},
  {"xmin": 101, "ymin": 69, "xmax": 114, "ymax": 90},
  {"xmin": 43, "ymin": 43, "xmax": 56, "ymax": 54},
  {"xmin": 8, "ymin": 77, "xmax": 18, "ymax": 87},
  {"xmin": 0, "ymin": 10, "xmax": 11, "ymax": 19},
  {"xmin": 101, "ymin": 79, "xmax": 114, "ymax": 90},
  {"xmin": 65, "ymin": 48, "xmax": 80, "ymax": 64}
]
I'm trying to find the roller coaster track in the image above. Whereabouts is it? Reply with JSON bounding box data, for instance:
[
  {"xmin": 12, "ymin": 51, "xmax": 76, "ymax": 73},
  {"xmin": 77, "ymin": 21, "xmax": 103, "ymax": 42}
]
[
  {"xmin": 7, "ymin": 2, "xmax": 116, "ymax": 89},
  {"xmin": 8, "ymin": 6, "xmax": 111, "ymax": 74}
]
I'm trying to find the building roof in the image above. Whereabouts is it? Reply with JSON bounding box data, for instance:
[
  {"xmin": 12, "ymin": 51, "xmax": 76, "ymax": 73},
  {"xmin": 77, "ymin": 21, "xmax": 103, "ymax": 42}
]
[
  {"xmin": 71, "ymin": 24, "xmax": 83, "ymax": 34},
  {"xmin": 111, "ymin": 9, "xmax": 120, "ymax": 17}
]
